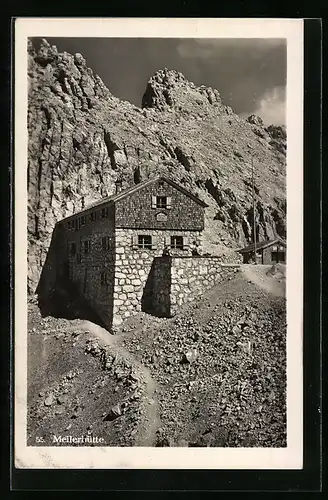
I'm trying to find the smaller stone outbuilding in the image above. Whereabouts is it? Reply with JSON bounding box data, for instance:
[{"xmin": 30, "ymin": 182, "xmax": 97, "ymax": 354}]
[{"xmin": 237, "ymin": 237, "xmax": 286, "ymax": 264}]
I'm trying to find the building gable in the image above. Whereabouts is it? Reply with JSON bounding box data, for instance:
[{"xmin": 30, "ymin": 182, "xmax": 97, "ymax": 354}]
[
  {"xmin": 58, "ymin": 176, "xmax": 207, "ymax": 232},
  {"xmin": 114, "ymin": 177, "xmax": 205, "ymax": 231}
]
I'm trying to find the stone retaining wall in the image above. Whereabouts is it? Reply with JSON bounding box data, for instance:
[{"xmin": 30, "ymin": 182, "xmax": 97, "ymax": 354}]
[
  {"xmin": 150, "ymin": 257, "xmax": 240, "ymax": 317},
  {"xmin": 170, "ymin": 257, "xmax": 239, "ymax": 315}
]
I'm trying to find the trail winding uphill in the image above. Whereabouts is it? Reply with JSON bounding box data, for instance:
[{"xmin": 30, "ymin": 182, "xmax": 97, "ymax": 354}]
[
  {"xmin": 241, "ymin": 263, "xmax": 286, "ymax": 297},
  {"xmin": 80, "ymin": 320, "xmax": 160, "ymax": 446}
]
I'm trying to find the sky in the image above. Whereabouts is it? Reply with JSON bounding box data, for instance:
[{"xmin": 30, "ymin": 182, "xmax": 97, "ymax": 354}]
[{"xmin": 35, "ymin": 37, "xmax": 286, "ymax": 126}]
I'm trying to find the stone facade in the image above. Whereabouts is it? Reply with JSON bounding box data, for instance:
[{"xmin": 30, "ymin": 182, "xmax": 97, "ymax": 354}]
[
  {"xmin": 112, "ymin": 228, "xmax": 202, "ymax": 326},
  {"xmin": 64, "ymin": 205, "xmax": 116, "ymax": 327}
]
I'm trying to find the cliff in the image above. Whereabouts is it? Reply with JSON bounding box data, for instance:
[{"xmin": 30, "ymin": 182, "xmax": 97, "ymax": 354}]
[{"xmin": 27, "ymin": 39, "xmax": 286, "ymax": 294}]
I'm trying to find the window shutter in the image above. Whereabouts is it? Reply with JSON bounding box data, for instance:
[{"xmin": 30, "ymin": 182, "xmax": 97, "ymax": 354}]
[
  {"xmin": 152, "ymin": 235, "xmax": 157, "ymax": 250},
  {"xmin": 132, "ymin": 234, "xmax": 138, "ymax": 249},
  {"xmin": 166, "ymin": 196, "xmax": 172, "ymax": 209},
  {"xmin": 183, "ymin": 236, "xmax": 189, "ymax": 250},
  {"xmin": 151, "ymin": 195, "xmax": 157, "ymax": 209},
  {"xmin": 165, "ymin": 235, "xmax": 171, "ymax": 247}
]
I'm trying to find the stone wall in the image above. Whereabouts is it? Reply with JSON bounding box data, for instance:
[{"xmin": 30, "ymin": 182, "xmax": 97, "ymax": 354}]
[
  {"xmin": 169, "ymin": 257, "xmax": 240, "ymax": 316},
  {"xmin": 112, "ymin": 228, "xmax": 202, "ymax": 326},
  {"xmin": 39, "ymin": 214, "xmax": 239, "ymax": 330},
  {"xmin": 152, "ymin": 257, "xmax": 172, "ymax": 317},
  {"xmin": 115, "ymin": 178, "xmax": 205, "ymax": 231},
  {"xmin": 64, "ymin": 206, "xmax": 116, "ymax": 327}
]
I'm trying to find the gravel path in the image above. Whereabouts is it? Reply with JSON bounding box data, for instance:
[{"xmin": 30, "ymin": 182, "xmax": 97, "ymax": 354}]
[
  {"xmin": 27, "ymin": 266, "xmax": 286, "ymax": 448},
  {"xmin": 117, "ymin": 267, "xmax": 286, "ymax": 447},
  {"xmin": 241, "ymin": 264, "xmax": 286, "ymax": 298}
]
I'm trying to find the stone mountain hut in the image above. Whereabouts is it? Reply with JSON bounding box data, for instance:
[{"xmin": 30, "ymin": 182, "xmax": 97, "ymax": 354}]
[{"xmin": 42, "ymin": 175, "xmax": 239, "ymax": 331}]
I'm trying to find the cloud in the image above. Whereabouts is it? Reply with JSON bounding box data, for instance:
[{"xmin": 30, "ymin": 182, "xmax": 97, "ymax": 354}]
[
  {"xmin": 251, "ymin": 86, "xmax": 286, "ymax": 126},
  {"xmin": 175, "ymin": 39, "xmax": 286, "ymax": 121},
  {"xmin": 177, "ymin": 38, "xmax": 286, "ymax": 60}
]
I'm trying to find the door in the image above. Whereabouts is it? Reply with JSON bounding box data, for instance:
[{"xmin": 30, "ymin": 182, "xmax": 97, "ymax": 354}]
[
  {"xmin": 277, "ymin": 251, "xmax": 285, "ymax": 263},
  {"xmin": 271, "ymin": 251, "xmax": 278, "ymax": 263}
]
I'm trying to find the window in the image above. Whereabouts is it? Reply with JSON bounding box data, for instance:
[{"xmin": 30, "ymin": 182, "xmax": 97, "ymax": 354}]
[
  {"xmin": 271, "ymin": 251, "xmax": 285, "ymax": 263},
  {"xmin": 138, "ymin": 235, "xmax": 152, "ymax": 249},
  {"xmin": 81, "ymin": 215, "xmax": 86, "ymax": 225},
  {"xmin": 151, "ymin": 195, "xmax": 172, "ymax": 209},
  {"xmin": 171, "ymin": 235, "xmax": 184, "ymax": 250},
  {"xmin": 83, "ymin": 240, "xmax": 91, "ymax": 254},
  {"xmin": 156, "ymin": 196, "xmax": 167, "ymax": 209},
  {"xmin": 90, "ymin": 212, "xmax": 96, "ymax": 222},
  {"xmin": 70, "ymin": 242, "xmax": 77, "ymax": 256},
  {"xmin": 100, "ymin": 272, "xmax": 107, "ymax": 285},
  {"xmin": 74, "ymin": 219, "xmax": 80, "ymax": 231},
  {"xmin": 101, "ymin": 207, "xmax": 109, "ymax": 219},
  {"xmin": 77, "ymin": 253, "xmax": 81, "ymax": 264},
  {"xmin": 102, "ymin": 236, "xmax": 110, "ymax": 251}
]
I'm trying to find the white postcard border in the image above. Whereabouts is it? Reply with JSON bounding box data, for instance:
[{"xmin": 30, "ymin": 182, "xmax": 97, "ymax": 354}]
[{"xmin": 14, "ymin": 17, "xmax": 303, "ymax": 469}]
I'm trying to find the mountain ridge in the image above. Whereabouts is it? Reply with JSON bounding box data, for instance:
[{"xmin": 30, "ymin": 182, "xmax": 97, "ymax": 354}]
[{"xmin": 27, "ymin": 38, "xmax": 286, "ymax": 294}]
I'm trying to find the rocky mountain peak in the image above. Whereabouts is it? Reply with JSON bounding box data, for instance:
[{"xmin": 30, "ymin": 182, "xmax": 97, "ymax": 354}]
[
  {"xmin": 28, "ymin": 38, "xmax": 113, "ymax": 112},
  {"xmin": 27, "ymin": 39, "xmax": 286, "ymax": 294},
  {"xmin": 142, "ymin": 68, "xmax": 223, "ymax": 114},
  {"xmin": 246, "ymin": 114, "xmax": 264, "ymax": 127}
]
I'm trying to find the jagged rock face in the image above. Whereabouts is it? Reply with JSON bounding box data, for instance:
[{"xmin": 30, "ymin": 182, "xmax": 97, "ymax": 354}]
[
  {"xmin": 142, "ymin": 67, "xmax": 223, "ymax": 112},
  {"xmin": 27, "ymin": 39, "xmax": 286, "ymax": 294}
]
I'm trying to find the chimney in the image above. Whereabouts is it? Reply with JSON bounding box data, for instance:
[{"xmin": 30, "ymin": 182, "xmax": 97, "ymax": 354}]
[{"xmin": 115, "ymin": 179, "xmax": 122, "ymax": 194}]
